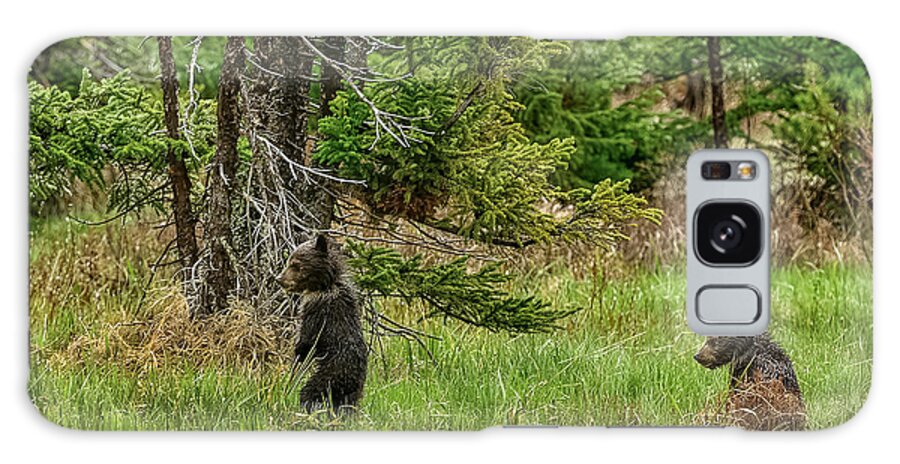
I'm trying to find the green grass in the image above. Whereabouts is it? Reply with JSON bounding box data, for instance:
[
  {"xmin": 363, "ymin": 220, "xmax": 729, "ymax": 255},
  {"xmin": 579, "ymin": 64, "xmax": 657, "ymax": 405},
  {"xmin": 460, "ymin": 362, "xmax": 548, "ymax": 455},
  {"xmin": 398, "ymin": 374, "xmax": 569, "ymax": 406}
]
[{"xmin": 27, "ymin": 220, "xmax": 872, "ymax": 430}]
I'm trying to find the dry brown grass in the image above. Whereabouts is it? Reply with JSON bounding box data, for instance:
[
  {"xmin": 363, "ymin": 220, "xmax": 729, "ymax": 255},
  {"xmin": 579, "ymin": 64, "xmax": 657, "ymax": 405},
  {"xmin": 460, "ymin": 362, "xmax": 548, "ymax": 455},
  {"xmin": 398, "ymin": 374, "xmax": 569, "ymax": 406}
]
[
  {"xmin": 617, "ymin": 162, "xmax": 687, "ymax": 267},
  {"xmin": 50, "ymin": 288, "xmax": 294, "ymax": 372},
  {"xmin": 29, "ymin": 220, "xmax": 162, "ymax": 309},
  {"xmin": 30, "ymin": 219, "xmax": 294, "ymax": 373},
  {"xmin": 769, "ymin": 163, "xmax": 871, "ymax": 266}
]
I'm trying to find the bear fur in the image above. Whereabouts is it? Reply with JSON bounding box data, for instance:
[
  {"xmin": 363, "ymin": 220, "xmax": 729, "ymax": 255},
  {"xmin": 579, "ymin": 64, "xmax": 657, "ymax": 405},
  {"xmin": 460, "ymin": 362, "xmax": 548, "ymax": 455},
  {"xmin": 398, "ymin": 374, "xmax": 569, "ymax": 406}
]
[
  {"xmin": 276, "ymin": 234, "xmax": 368, "ymax": 412},
  {"xmin": 694, "ymin": 334, "xmax": 806, "ymax": 430}
]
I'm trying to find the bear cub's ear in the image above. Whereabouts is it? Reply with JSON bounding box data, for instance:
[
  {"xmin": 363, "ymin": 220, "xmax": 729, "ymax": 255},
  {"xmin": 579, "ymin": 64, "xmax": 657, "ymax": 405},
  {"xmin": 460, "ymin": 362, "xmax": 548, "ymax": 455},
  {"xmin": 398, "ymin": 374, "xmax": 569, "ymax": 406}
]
[{"xmin": 315, "ymin": 234, "xmax": 329, "ymax": 253}]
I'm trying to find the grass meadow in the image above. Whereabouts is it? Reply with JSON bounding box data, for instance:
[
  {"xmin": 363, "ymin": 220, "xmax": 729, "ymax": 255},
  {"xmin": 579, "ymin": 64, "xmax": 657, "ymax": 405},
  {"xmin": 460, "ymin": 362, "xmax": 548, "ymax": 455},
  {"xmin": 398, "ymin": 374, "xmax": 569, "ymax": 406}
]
[{"xmin": 28, "ymin": 218, "xmax": 872, "ymax": 430}]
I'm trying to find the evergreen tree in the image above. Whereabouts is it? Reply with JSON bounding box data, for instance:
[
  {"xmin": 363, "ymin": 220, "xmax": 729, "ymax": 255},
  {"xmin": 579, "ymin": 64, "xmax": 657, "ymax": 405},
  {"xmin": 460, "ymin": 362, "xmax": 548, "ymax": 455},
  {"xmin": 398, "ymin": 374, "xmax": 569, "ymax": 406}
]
[
  {"xmin": 28, "ymin": 70, "xmax": 216, "ymax": 217},
  {"xmin": 314, "ymin": 37, "xmax": 661, "ymax": 333},
  {"xmin": 513, "ymin": 40, "xmax": 706, "ymax": 191}
]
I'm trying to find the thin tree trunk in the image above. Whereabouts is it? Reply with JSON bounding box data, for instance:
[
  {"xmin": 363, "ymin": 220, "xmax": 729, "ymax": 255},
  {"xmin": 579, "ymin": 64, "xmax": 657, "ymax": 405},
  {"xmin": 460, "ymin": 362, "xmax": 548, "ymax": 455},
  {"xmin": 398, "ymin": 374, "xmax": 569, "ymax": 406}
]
[
  {"xmin": 318, "ymin": 37, "xmax": 345, "ymax": 119},
  {"xmin": 201, "ymin": 36, "xmax": 245, "ymax": 316},
  {"xmin": 681, "ymin": 69, "xmax": 706, "ymax": 118},
  {"xmin": 707, "ymin": 36, "xmax": 728, "ymax": 148},
  {"xmin": 301, "ymin": 37, "xmax": 351, "ymax": 229},
  {"xmin": 156, "ymin": 37, "xmax": 199, "ymax": 280}
]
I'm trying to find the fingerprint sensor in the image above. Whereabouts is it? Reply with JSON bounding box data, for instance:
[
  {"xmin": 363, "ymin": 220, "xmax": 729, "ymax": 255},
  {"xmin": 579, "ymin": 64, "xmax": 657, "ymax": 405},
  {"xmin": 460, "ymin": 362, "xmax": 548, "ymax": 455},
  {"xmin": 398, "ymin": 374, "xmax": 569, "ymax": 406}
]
[{"xmin": 696, "ymin": 285, "xmax": 761, "ymax": 324}]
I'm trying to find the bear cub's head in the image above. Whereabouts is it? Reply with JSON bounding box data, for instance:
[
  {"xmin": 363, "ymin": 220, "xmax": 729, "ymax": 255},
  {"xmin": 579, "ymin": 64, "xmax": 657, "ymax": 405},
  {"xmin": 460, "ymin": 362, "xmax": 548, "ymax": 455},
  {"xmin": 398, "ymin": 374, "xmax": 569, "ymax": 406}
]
[
  {"xmin": 693, "ymin": 336, "xmax": 757, "ymax": 369},
  {"xmin": 277, "ymin": 234, "xmax": 342, "ymax": 293}
]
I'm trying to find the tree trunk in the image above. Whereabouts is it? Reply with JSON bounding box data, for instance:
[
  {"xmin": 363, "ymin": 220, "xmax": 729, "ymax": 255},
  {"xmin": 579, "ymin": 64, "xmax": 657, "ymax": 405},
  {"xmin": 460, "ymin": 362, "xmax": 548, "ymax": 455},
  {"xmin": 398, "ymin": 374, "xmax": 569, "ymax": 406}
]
[
  {"xmin": 258, "ymin": 37, "xmax": 312, "ymax": 178},
  {"xmin": 707, "ymin": 36, "xmax": 728, "ymax": 148},
  {"xmin": 201, "ymin": 36, "xmax": 245, "ymax": 316},
  {"xmin": 681, "ymin": 70, "xmax": 706, "ymax": 118},
  {"xmin": 318, "ymin": 37, "xmax": 345, "ymax": 120},
  {"xmin": 302, "ymin": 37, "xmax": 352, "ymax": 229},
  {"xmin": 156, "ymin": 37, "xmax": 199, "ymax": 281},
  {"xmin": 249, "ymin": 37, "xmax": 320, "ymax": 232},
  {"xmin": 235, "ymin": 37, "xmax": 365, "ymax": 315},
  {"xmin": 233, "ymin": 37, "xmax": 318, "ymax": 315}
]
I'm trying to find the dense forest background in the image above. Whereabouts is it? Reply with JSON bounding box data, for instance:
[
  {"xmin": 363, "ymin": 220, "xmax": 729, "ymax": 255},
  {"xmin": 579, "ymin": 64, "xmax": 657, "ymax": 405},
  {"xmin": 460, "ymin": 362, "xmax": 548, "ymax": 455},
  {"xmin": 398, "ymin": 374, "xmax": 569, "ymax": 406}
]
[{"xmin": 27, "ymin": 36, "xmax": 872, "ymax": 430}]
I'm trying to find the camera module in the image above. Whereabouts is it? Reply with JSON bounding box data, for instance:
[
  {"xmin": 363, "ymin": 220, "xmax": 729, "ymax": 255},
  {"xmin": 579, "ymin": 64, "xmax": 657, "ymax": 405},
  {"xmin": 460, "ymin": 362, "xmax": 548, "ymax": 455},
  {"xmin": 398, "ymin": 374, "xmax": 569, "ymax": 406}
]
[{"xmin": 695, "ymin": 202, "xmax": 762, "ymax": 265}]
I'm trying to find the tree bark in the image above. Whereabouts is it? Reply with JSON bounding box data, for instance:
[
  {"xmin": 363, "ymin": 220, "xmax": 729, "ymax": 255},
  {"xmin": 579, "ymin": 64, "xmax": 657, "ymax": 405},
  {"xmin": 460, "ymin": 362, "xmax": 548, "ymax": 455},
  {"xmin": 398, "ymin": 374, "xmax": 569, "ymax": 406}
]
[
  {"xmin": 318, "ymin": 37, "xmax": 345, "ymax": 119},
  {"xmin": 257, "ymin": 37, "xmax": 312, "ymax": 176},
  {"xmin": 249, "ymin": 37, "xmax": 322, "ymax": 233},
  {"xmin": 156, "ymin": 37, "xmax": 199, "ymax": 280},
  {"xmin": 680, "ymin": 69, "xmax": 706, "ymax": 118},
  {"xmin": 201, "ymin": 36, "xmax": 245, "ymax": 316},
  {"xmin": 707, "ymin": 36, "xmax": 728, "ymax": 148}
]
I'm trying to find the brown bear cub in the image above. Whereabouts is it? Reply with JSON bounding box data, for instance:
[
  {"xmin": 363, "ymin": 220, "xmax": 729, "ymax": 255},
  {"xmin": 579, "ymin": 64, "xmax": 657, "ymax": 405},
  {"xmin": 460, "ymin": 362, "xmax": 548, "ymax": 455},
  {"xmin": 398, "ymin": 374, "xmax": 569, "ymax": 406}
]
[
  {"xmin": 694, "ymin": 334, "xmax": 806, "ymax": 430},
  {"xmin": 276, "ymin": 234, "xmax": 367, "ymax": 413}
]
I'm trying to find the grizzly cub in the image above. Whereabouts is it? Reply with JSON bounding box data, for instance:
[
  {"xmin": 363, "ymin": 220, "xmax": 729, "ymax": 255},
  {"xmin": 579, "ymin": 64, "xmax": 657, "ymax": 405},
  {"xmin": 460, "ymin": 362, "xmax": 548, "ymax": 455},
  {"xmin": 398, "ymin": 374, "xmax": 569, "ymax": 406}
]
[
  {"xmin": 694, "ymin": 334, "xmax": 806, "ymax": 430},
  {"xmin": 276, "ymin": 234, "xmax": 367, "ymax": 412}
]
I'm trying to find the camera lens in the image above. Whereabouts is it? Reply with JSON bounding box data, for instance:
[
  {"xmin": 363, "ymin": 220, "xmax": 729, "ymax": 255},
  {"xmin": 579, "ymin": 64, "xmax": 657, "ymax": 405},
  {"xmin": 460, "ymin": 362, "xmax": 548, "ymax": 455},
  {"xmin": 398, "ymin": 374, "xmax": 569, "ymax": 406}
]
[
  {"xmin": 695, "ymin": 202, "xmax": 762, "ymax": 265},
  {"xmin": 701, "ymin": 162, "xmax": 732, "ymax": 180},
  {"xmin": 710, "ymin": 218, "xmax": 743, "ymax": 251}
]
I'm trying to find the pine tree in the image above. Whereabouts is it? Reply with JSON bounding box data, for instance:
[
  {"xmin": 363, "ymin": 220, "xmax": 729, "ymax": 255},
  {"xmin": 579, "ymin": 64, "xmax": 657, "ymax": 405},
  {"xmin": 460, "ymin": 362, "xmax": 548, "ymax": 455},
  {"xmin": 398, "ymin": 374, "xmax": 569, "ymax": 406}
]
[
  {"xmin": 313, "ymin": 37, "xmax": 663, "ymax": 332},
  {"xmin": 513, "ymin": 40, "xmax": 706, "ymax": 191}
]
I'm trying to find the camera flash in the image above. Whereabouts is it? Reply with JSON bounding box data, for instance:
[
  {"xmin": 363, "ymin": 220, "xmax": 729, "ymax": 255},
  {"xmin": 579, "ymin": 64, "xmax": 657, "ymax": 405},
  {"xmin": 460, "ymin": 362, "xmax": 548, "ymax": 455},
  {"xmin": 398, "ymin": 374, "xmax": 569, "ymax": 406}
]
[{"xmin": 737, "ymin": 162, "xmax": 756, "ymax": 180}]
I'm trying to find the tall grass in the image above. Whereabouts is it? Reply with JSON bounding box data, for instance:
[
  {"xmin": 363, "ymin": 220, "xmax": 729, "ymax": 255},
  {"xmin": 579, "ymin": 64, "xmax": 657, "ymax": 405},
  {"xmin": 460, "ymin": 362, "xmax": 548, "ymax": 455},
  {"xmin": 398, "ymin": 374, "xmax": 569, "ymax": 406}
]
[{"xmin": 28, "ymin": 219, "xmax": 872, "ymax": 430}]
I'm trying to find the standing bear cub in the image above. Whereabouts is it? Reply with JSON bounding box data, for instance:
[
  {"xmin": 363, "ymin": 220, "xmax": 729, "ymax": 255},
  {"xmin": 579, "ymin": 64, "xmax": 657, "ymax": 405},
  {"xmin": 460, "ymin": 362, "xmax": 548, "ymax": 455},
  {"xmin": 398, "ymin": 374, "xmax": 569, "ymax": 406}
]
[
  {"xmin": 694, "ymin": 334, "xmax": 806, "ymax": 430},
  {"xmin": 277, "ymin": 234, "xmax": 367, "ymax": 412}
]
